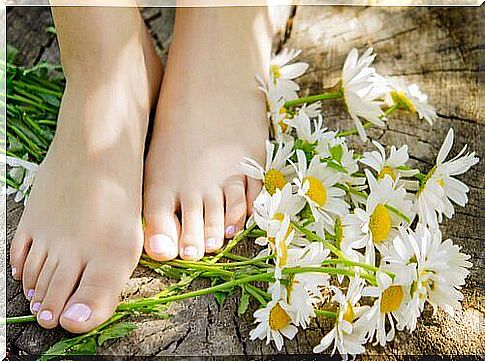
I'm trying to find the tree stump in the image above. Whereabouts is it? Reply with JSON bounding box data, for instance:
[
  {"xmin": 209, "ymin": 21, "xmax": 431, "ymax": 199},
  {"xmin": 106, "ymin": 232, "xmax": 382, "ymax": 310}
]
[{"xmin": 6, "ymin": 5, "xmax": 484, "ymax": 357}]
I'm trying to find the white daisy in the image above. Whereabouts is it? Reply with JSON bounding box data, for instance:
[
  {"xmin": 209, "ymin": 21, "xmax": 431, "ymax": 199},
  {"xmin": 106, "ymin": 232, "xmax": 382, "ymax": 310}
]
[
  {"xmin": 341, "ymin": 48, "xmax": 387, "ymax": 141},
  {"xmin": 293, "ymin": 150, "xmax": 349, "ymax": 226},
  {"xmin": 385, "ymin": 77, "xmax": 438, "ymax": 125},
  {"xmin": 241, "ymin": 140, "xmax": 295, "ymax": 195},
  {"xmin": 249, "ymin": 281, "xmax": 298, "ymax": 351},
  {"xmin": 313, "ymin": 277, "xmax": 369, "ymax": 359},
  {"xmin": 2, "ymin": 155, "xmax": 39, "ymax": 204},
  {"xmin": 341, "ymin": 169, "xmax": 413, "ymax": 265},
  {"xmin": 362, "ymin": 272, "xmax": 409, "ymax": 347},
  {"xmin": 416, "ymin": 128, "xmax": 479, "ymax": 229},
  {"xmin": 270, "ymin": 48, "xmax": 309, "ymax": 100},
  {"xmin": 286, "ymin": 112, "xmax": 326, "ymax": 145}
]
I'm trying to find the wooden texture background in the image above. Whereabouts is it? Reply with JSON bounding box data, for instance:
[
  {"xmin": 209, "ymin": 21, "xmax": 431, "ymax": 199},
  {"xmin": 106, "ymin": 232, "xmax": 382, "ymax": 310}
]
[{"xmin": 6, "ymin": 5, "xmax": 484, "ymax": 357}]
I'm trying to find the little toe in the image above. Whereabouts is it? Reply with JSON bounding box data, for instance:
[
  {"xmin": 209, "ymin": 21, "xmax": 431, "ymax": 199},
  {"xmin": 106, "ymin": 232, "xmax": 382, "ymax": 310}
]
[
  {"xmin": 60, "ymin": 262, "xmax": 127, "ymax": 333},
  {"xmin": 224, "ymin": 175, "xmax": 247, "ymax": 238},
  {"xmin": 10, "ymin": 232, "xmax": 32, "ymax": 281},
  {"xmin": 204, "ymin": 190, "xmax": 225, "ymax": 253},
  {"xmin": 22, "ymin": 241, "xmax": 47, "ymax": 301},
  {"xmin": 37, "ymin": 263, "xmax": 81, "ymax": 329},
  {"xmin": 31, "ymin": 257, "xmax": 58, "ymax": 314},
  {"xmin": 179, "ymin": 195, "xmax": 205, "ymax": 260},
  {"xmin": 246, "ymin": 177, "xmax": 262, "ymax": 215}
]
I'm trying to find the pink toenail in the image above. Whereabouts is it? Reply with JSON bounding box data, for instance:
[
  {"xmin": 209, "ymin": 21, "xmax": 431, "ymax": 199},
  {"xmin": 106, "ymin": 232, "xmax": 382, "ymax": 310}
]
[
  {"xmin": 182, "ymin": 246, "xmax": 198, "ymax": 259},
  {"xmin": 26, "ymin": 289, "xmax": 35, "ymax": 300},
  {"xmin": 63, "ymin": 303, "xmax": 92, "ymax": 323},
  {"xmin": 39, "ymin": 310, "xmax": 53, "ymax": 322},
  {"xmin": 225, "ymin": 225, "xmax": 237, "ymax": 237},
  {"xmin": 206, "ymin": 238, "xmax": 219, "ymax": 250},
  {"xmin": 11, "ymin": 267, "xmax": 17, "ymax": 277},
  {"xmin": 149, "ymin": 234, "xmax": 176, "ymax": 255},
  {"xmin": 31, "ymin": 302, "xmax": 41, "ymax": 313}
]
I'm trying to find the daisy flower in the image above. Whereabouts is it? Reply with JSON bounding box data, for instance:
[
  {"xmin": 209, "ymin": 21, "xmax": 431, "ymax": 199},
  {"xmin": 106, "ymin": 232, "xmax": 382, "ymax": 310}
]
[
  {"xmin": 385, "ymin": 77, "xmax": 438, "ymax": 125},
  {"xmin": 249, "ymin": 281, "xmax": 298, "ymax": 351},
  {"xmin": 360, "ymin": 140, "xmax": 419, "ymax": 184},
  {"xmin": 293, "ymin": 150, "xmax": 349, "ymax": 225},
  {"xmin": 384, "ymin": 225, "xmax": 472, "ymax": 330},
  {"xmin": 286, "ymin": 112, "xmax": 326, "ymax": 145},
  {"xmin": 341, "ymin": 48, "xmax": 387, "ymax": 141},
  {"xmin": 341, "ymin": 169, "xmax": 413, "ymax": 265},
  {"xmin": 3, "ymin": 155, "xmax": 39, "ymax": 204},
  {"xmin": 362, "ymin": 272, "xmax": 409, "ymax": 347},
  {"xmin": 270, "ymin": 48, "xmax": 309, "ymax": 99},
  {"xmin": 241, "ymin": 140, "xmax": 295, "ymax": 195},
  {"xmin": 416, "ymin": 128, "xmax": 479, "ymax": 229},
  {"xmin": 313, "ymin": 277, "xmax": 369, "ymax": 359}
]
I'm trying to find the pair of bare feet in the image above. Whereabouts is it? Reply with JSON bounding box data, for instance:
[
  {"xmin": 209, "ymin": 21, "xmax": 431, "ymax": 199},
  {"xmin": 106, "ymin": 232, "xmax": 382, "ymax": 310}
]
[{"xmin": 10, "ymin": 7, "xmax": 271, "ymax": 333}]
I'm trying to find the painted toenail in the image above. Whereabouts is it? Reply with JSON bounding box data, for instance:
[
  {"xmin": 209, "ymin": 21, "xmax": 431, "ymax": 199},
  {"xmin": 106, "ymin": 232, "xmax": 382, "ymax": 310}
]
[
  {"xmin": 31, "ymin": 302, "xmax": 41, "ymax": 313},
  {"xmin": 149, "ymin": 234, "xmax": 176, "ymax": 254},
  {"xmin": 39, "ymin": 310, "xmax": 53, "ymax": 322},
  {"xmin": 11, "ymin": 267, "xmax": 17, "ymax": 277},
  {"xmin": 225, "ymin": 225, "xmax": 237, "ymax": 238},
  {"xmin": 26, "ymin": 289, "xmax": 35, "ymax": 300},
  {"xmin": 182, "ymin": 246, "xmax": 198, "ymax": 259},
  {"xmin": 206, "ymin": 238, "xmax": 219, "ymax": 250},
  {"xmin": 63, "ymin": 303, "xmax": 92, "ymax": 323}
]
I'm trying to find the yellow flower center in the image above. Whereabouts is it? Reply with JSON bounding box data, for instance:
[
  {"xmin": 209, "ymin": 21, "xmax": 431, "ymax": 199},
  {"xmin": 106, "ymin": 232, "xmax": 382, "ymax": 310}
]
[
  {"xmin": 264, "ymin": 169, "xmax": 287, "ymax": 195},
  {"xmin": 277, "ymin": 236, "xmax": 289, "ymax": 267},
  {"xmin": 437, "ymin": 179, "xmax": 444, "ymax": 187},
  {"xmin": 278, "ymin": 107, "xmax": 288, "ymax": 132},
  {"xmin": 369, "ymin": 204, "xmax": 392, "ymax": 244},
  {"xmin": 342, "ymin": 302, "xmax": 355, "ymax": 323},
  {"xmin": 380, "ymin": 286, "xmax": 404, "ymax": 314},
  {"xmin": 391, "ymin": 90, "xmax": 416, "ymax": 113},
  {"xmin": 378, "ymin": 166, "xmax": 397, "ymax": 181},
  {"xmin": 273, "ymin": 213, "xmax": 293, "ymax": 239},
  {"xmin": 304, "ymin": 176, "xmax": 327, "ymax": 206},
  {"xmin": 270, "ymin": 65, "xmax": 281, "ymax": 80},
  {"xmin": 269, "ymin": 303, "xmax": 291, "ymax": 331}
]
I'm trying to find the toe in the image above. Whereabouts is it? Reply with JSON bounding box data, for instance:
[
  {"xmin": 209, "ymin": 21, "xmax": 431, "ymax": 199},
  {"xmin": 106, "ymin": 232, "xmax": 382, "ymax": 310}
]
[
  {"xmin": 22, "ymin": 241, "xmax": 47, "ymax": 301},
  {"xmin": 179, "ymin": 195, "xmax": 205, "ymax": 260},
  {"xmin": 60, "ymin": 261, "xmax": 127, "ymax": 333},
  {"xmin": 143, "ymin": 191, "xmax": 180, "ymax": 261},
  {"xmin": 37, "ymin": 262, "xmax": 81, "ymax": 329},
  {"xmin": 246, "ymin": 177, "xmax": 262, "ymax": 215},
  {"xmin": 31, "ymin": 257, "xmax": 58, "ymax": 314},
  {"xmin": 10, "ymin": 231, "xmax": 32, "ymax": 281},
  {"xmin": 224, "ymin": 175, "xmax": 247, "ymax": 238},
  {"xmin": 203, "ymin": 190, "xmax": 225, "ymax": 253}
]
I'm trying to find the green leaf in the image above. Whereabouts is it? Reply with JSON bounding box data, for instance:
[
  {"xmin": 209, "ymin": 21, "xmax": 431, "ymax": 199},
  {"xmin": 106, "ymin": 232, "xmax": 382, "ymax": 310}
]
[
  {"xmin": 213, "ymin": 291, "xmax": 228, "ymax": 305},
  {"xmin": 97, "ymin": 322, "xmax": 137, "ymax": 346},
  {"xmin": 329, "ymin": 144, "xmax": 343, "ymax": 163},
  {"xmin": 6, "ymin": 45, "xmax": 18, "ymax": 63},
  {"xmin": 237, "ymin": 286, "xmax": 250, "ymax": 316}
]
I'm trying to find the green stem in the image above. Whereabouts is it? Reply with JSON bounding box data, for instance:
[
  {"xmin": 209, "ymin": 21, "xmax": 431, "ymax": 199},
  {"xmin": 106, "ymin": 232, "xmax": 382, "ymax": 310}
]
[
  {"xmin": 291, "ymin": 221, "xmax": 345, "ymax": 259},
  {"xmin": 284, "ymin": 91, "xmax": 342, "ymax": 108},
  {"xmin": 283, "ymin": 266, "xmax": 376, "ymax": 284},
  {"xmin": 314, "ymin": 309, "xmax": 337, "ymax": 319},
  {"xmin": 3, "ymin": 315, "xmax": 36, "ymax": 324}
]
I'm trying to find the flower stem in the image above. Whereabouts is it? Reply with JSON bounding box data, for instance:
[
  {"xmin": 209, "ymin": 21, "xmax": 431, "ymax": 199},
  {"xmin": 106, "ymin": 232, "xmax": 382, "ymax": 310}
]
[
  {"xmin": 284, "ymin": 91, "xmax": 342, "ymax": 108},
  {"xmin": 3, "ymin": 315, "xmax": 36, "ymax": 324},
  {"xmin": 291, "ymin": 221, "xmax": 345, "ymax": 259},
  {"xmin": 282, "ymin": 266, "xmax": 376, "ymax": 284},
  {"xmin": 314, "ymin": 309, "xmax": 337, "ymax": 319}
]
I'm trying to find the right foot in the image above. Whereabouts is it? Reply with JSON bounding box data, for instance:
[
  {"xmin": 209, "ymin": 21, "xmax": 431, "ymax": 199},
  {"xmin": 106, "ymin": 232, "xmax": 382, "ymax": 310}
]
[{"xmin": 9, "ymin": 9, "xmax": 162, "ymax": 333}]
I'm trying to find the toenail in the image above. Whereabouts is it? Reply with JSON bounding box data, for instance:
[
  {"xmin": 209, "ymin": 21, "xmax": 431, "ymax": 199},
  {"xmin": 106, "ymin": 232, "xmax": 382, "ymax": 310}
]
[
  {"xmin": 63, "ymin": 303, "xmax": 92, "ymax": 323},
  {"xmin": 182, "ymin": 246, "xmax": 198, "ymax": 259},
  {"xmin": 31, "ymin": 302, "xmax": 41, "ymax": 313},
  {"xmin": 26, "ymin": 289, "xmax": 35, "ymax": 300},
  {"xmin": 11, "ymin": 267, "xmax": 17, "ymax": 277},
  {"xmin": 225, "ymin": 225, "xmax": 237, "ymax": 238},
  {"xmin": 149, "ymin": 234, "xmax": 176, "ymax": 255},
  {"xmin": 206, "ymin": 238, "xmax": 219, "ymax": 250},
  {"xmin": 39, "ymin": 310, "xmax": 53, "ymax": 322}
]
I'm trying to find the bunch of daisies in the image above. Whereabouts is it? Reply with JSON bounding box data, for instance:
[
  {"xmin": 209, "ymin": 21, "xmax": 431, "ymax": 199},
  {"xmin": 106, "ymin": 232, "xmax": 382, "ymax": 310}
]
[{"xmin": 243, "ymin": 47, "xmax": 478, "ymax": 357}]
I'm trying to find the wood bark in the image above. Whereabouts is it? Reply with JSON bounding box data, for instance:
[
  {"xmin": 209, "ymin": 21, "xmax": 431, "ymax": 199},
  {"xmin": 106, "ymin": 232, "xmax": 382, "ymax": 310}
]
[{"xmin": 6, "ymin": 5, "xmax": 484, "ymax": 357}]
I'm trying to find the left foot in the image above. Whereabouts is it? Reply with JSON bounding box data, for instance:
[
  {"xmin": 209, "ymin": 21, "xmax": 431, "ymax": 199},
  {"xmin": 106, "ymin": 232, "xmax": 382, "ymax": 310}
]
[{"xmin": 143, "ymin": 7, "xmax": 272, "ymax": 261}]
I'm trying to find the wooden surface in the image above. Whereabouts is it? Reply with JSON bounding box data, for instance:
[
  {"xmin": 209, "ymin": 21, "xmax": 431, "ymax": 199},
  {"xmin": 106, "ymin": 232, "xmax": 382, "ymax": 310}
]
[{"xmin": 6, "ymin": 5, "xmax": 484, "ymax": 357}]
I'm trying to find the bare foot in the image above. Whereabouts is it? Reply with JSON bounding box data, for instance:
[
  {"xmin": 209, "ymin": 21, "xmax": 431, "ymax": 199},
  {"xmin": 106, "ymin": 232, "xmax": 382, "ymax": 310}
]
[
  {"xmin": 9, "ymin": 8, "xmax": 163, "ymax": 333},
  {"xmin": 143, "ymin": 7, "xmax": 271, "ymax": 261}
]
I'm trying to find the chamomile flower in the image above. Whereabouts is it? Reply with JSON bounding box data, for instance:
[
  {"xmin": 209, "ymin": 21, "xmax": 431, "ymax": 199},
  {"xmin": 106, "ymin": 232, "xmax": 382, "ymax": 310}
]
[
  {"xmin": 341, "ymin": 48, "xmax": 387, "ymax": 141},
  {"xmin": 3, "ymin": 155, "xmax": 39, "ymax": 204},
  {"xmin": 385, "ymin": 77, "xmax": 438, "ymax": 125},
  {"xmin": 416, "ymin": 128, "xmax": 479, "ymax": 229},
  {"xmin": 362, "ymin": 272, "xmax": 409, "ymax": 347},
  {"xmin": 342, "ymin": 170, "xmax": 413, "ymax": 265},
  {"xmin": 360, "ymin": 140, "xmax": 419, "ymax": 183},
  {"xmin": 241, "ymin": 140, "xmax": 295, "ymax": 195},
  {"xmin": 286, "ymin": 112, "xmax": 326, "ymax": 145},
  {"xmin": 293, "ymin": 150, "xmax": 349, "ymax": 225},
  {"xmin": 313, "ymin": 277, "xmax": 369, "ymax": 359},
  {"xmin": 249, "ymin": 281, "xmax": 298, "ymax": 351},
  {"xmin": 270, "ymin": 48, "xmax": 309, "ymax": 99}
]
